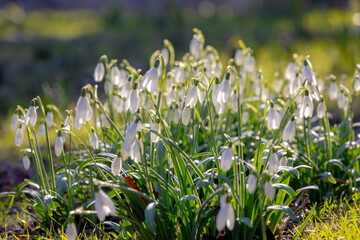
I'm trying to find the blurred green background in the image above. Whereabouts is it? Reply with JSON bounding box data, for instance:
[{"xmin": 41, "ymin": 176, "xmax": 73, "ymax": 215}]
[{"xmin": 0, "ymin": 0, "xmax": 360, "ymax": 167}]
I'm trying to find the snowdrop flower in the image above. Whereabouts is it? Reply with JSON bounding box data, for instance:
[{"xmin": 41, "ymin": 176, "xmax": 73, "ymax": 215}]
[
  {"xmin": 308, "ymin": 83, "xmax": 320, "ymax": 102},
  {"xmin": 181, "ymin": 107, "xmax": 191, "ymax": 126},
  {"xmin": 185, "ymin": 82, "xmax": 201, "ymax": 108},
  {"xmin": 121, "ymin": 77, "xmax": 132, "ymax": 98},
  {"xmin": 166, "ymin": 86, "xmax": 176, "ymax": 105},
  {"xmin": 15, "ymin": 126, "xmax": 23, "ymax": 147},
  {"xmin": 317, "ymin": 98, "xmax": 325, "ymax": 118},
  {"xmin": 283, "ymin": 115, "xmax": 296, "ymax": 142},
  {"xmin": 45, "ymin": 112, "xmax": 54, "ymax": 128},
  {"xmin": 124, "ymin": 120, "xmax": 138, "ymax": 143},
  {"xmin": 220, "ymin": 72, "xmax": 231, "ymax": 103},
  {"xmin": 91, "ymin": 130, "xmax": 99, "ymax": 149},
  {"xmin": 268, "ymin": 152, "xmax": 279, "ymax": 174},
  {"xmin": 111, "ymin": 157, "xmax": 122, "ymax": 176},
  {"xmin": 130, "ymin": 140, "xmax": 141, "ymax": 163},
  {"xmin": 65, "ymin": 223, "xmax": 77, "ymax": 240},
  {"xmin": 280, "ymin": 156, "xmax": 287, "ymax": 166},
  {"xmin": 75, "ymin": 89, "xmax": 92, "ymax": 129},
  {"xmin": 220, "ymin": 146, "xmax": 233, "ymax": 172},
  {"xmin": 150, "ymin": 119, "xmax": 161, "ymax": 143},
  {"xmin": 285, "ymin": 59, "xmax": 296, "ymax": 81},
  {"xmin": 55, "ymin": 133, "xmax": 64, "ymax": 157},
  {"xmin": 247, "ymin": 174, "xmax": 257, "ymax": 194},
  {"xmin": 95, "ymin": 189, "xmax": 117, "ymax": 221},
  {"xmin": 26, "ymin": 100, "xmax": 37, "ymax": 127},
  {"xmin": 234, "ymin": 48, "xmax": 242, "ymax": 66},
  {"xmin": 23, "ymin": 156, "xmax": 30, "ymax": 170},
  {"xmin": 328, "ymin": 78, "xmax": 338, "ymax": 101},
  {"xmin": 354, "ymin": 76, "xmax": 360, "ymax": 92},
  {"xmin": 337, "ymin": 90, "xmax": 346, "ymax": 109},
  {"xmin": 300, "ymin": 90, "xmax": 313, "ymax": 118},
  {"xmin": 173, "ymin": 104, "xmax": 181, "ymax": 124},
  {"xmin": 39, "ymin": 123, "xmax": 45, "ymax": 137},
  {"xmin": 11, "ymin": 112, "xmax": 19, "ymax": 132},
  {"xmin": 189, "ymin": 35, "xmax": 202, "ymax": 60},
  {"xmin": 140, "ymin": 60, "xmax": 160, "ymax": 93},
  {"xmin": 94, "ymin": 62, "xmax": 105, "ymax": 82},
  {"xmin": 110, "ymin": 66, "xmax": 121, "ymax": 86},
  {"xmin": 264, "ymin": 181, "xmax": 275, "ymax": 201},
  {"xmin": 244, "ymin": 54, "xmax": 255, "ymax": 73},
  {"xmin": 160, "ymin": 48, "xmax": 169, "ymax": 66},
  {"xmin": 302, "ymin": 59, "xmax": 317, "ymax": 85},
  {"xmin": 216, "ymin": 194, "xmax": 235, "ymax": 232},
  {"xmin": 125, "ymin": 83, "xmax": 140, "ymax": 114},
  {"xmin": 267, "ymin": 102, "xmax": 280, "ymax": 130}
]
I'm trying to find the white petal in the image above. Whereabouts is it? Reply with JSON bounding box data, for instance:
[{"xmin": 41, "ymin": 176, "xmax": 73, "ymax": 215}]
[
  {"xmin": 95, "ymin": 191, "xmax": 105, "ymax": 221},
  {"xmin": 111, "ymin": 157, "xmax": 122, "ymax": 176},
  {"xmin": 181, "ymin": 107, "xmax": 191, "ymax": 125},
  {"xmin": 268, "ymin": 153, "xmax": 279, "ymax": 174},
  {"xmin": 15, "ymin": 128, "xmax": 23, "ymax": 147},
  {"xmin": 11, "ymin": 114, "xmax": 19, "ymax": 132},
  {"xmin": 23, "ymin": 156, "xmax": 30, "ymax": 170},
  {"xmin": 55, "ymin": 137, "xmax": 63, "ymax": 157},
  {"xmin": 226, "ymin": 204, "xmax": 235, "ymax": 230},
  {"xmin": 216, "ymin": 205, "xmax": 227, "ymax": 232},
  {"xmin": 220, "ymin": 147, "xmax": 233, "ymax": 172},
  {"xmin": 94, "ymin": 63, "xmax": 105, "ymax": 82},
  {"xmin": 247, "ymin": 174, "xmax": 257, "ymax": 194},
  {"xmin": 65, "ymin": 223, "xmax": 77, "ymax": 240},
  {"xmin": 264, "ymin": 181, "xmax": 275, "ymax": 201}
]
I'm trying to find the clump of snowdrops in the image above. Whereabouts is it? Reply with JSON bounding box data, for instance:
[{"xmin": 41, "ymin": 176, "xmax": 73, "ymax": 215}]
[{"xmin": 3, "ymin": 28, "xmax": 360, "ymax": 239}]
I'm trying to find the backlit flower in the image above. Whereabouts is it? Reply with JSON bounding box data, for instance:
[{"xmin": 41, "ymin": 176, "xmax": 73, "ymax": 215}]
[
  {"xmin": 299, "ymin": 90, "xmax": 313, "ymax": 118},
  {"xmin": 94, "ymin": 62, "xmax": 105, "ymax": 82},
  {"xmin": 216, "ymin": 194, "xmax": 235, "ymax": 232},
  {"xmin": 220, "ymin": 147, "xmax": 233, "ymax": 172},
  {"xmin": 95, "ymin": 189, "xmax": 117, "ymax": 221}
]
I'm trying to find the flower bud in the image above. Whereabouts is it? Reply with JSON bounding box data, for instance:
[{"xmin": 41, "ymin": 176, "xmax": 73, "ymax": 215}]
[
  {"xmin": 111, "ymin": 157, "xmax": 122, "ymax": 176},
  {"xmin": 264, "ymin": 181, "xmax": 275, "ymax": 201},
  {"xmin": 65, "ymin": 223, "xmax": 77, "ymax": 240},
  {"xmin": 23, "ymin": 156, "xmax": 30, "ymax": 170},
  {"xmin": 268, "ymin": 153, "xmax": 279, "ymax": 174},
  {"xmin": 11, "ymin": 113, "xmax": 19, "ymax": 132},
  {"xmin": 181, "ymin": 107, "xmax": 191, "ymax": 126},
  {"xmin": 15, "ymin": 128, "xmax": 23, "ymax": 147},
  {"xmin": 247, "ymin": 174, "xmax": 257, "ymax": 194},
  {"xmin": 46, "ymin": 111, "xmax": 54, "ymax": 127},
  {"xmin": 55, "ymin": 135, "xmax": 63, "ymax": 157},
  {"xmin": 220, "ymin": 147, "xmax": 233, "ymax": 172},
  {"xmin": 94, "ymin": 62, "xmax": 105, "ymax": 82}
]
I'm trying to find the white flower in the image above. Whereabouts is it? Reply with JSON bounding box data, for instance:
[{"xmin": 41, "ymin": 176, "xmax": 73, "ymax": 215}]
[
  {"xmin": 130, "ymin": 141, "xmax": 141, "ymax": 163},
  {"xmin": 121, "ymin": 140, "xmax": 132, "ymax": 160},
  {"xmin": 173, "ymin": 106, "xmax": 181, "ymax": 124},
  {"xmin": 309, "ymin": 84, "xmax": 320, "ymax": 101},
  {"xmin": 355, "ymin": 77, "xmax": 360, "ymax": 92},
  {"xmin": 91, "ymin": 132, "xmax": 99, "ymax": 149},
  {"xmin": 302, "ymin": 59, "xmax": 317, "ymax": 85},
  {"xmin": 299, "ymin": 90, "xmax": 313, "ymax": 118},
  {"xmin": 55, "ymin": 135, "xmax": 63, "ymax": 157},
  {"xmin": 190, "ymin": 36, "xmax": 201, "ymax": 59},
  {"xmin": 220, "ymin": 73, "xmax": 231, "ymax": 103},
  {"xmin": 212, "ymin": 79, "xmax": 226, "ymax": 115},
  {"xmin": 185, "ymin": 85, "xmax": 201, "ymax": 108},
  {"xmin": 329, "ymin": 80, "xmax": 338, "ymax": 101},
  {"xmin": 166, "ymin": 86, "xmax": 176, "ymax": 105},
  {"xmin": 27, "ymin": 105, "xmax": 37, "ymax": 127},
  {"xmin": 268, "ymin": 153, "xmax": 279, "ymax": 174},
  {"xmin": 317, "ymin": 101, "xmax": 325, "ymax": 118},
  {"xmin": 285, "ymin": 61, "xmax": 296, "ymax": 81},
  {"xmin": 23, "ymin": 156, "xmax": 30, "ymax": 170},
  {"xmin": 15, "ymin": 128, "xmax": 23, "ymax": 147},
  {"xmin": 124, "ymin": 121, "xmax": 138, "ymax": 143},
  {"xmin": 150, "ymin": 121, "xmax": 161, "ymax": 143},
  {"xmin": 267, "ymin": 104, "xmax": 280, "ymax": 130},
  {"xmin": 234, "ymin": 48, "xmax": 242, "ymax": 66},
  {"xmin": 94, "ymin": 62, "xmax": 105, "ymax": 82},
  {"xmin": 95, "ymin": 189, "xmax": 117, "ymax": 221},
  {"xmin": 283, "ymin": 117, "xmax": 296, "ymax": 142},
  {"xmin": 280, "ymin": 156, "xmax": 287, "ymax": 166},
  {"xmin": 247, "ymin": 174, "xmax": 257, "ymax": 194},
  {"xmin": 121, "ymin": 79, "xmax": 132, "ymax": 98},
  {"xmin": 125, "ymin": 88, "xmax": 140, "ymax": 114},
  {"xmin": 46, "ymin": 111, "xmax": 54, "ymax": 127},
  {"xmin": 39, "ymin": 123, "xmax": 45, "ymax": 137},
  {"xmin": 337, "ymin": 91, "xmax": 346, "ymax": 109},
  {"xmin": 65, "ymin": 223, "xmax": 77, "ymax": 240},
  {"xmin": 160, "ymin": 48, "xmax": 169, "ymax": 66},
  {"xmin": 216, "ymin": 195, "xmax": 235, "ymax": 232},
  {"xmin": 264, "ymin": 181, "xmax": 275, "ymax": 201},
  {"xmin": 11, "ymin": 113, "xmax": 19, "ymax": 132},
  {"xmin": 140, "ymin": 64, "xmax": 159, "ymax": 93},
  {"xmin": 181, "ymin": 107, "xmax": 191, "ymax": 125},
  {"xmin": 75, "ymin": 91, "xmax": 92, "ymax": 128},
  {"xmin": 220, "ymin": 147, "xmax": 233, "ymax": 172},
  {"xmin": 110, "ymin": 66, "xmax": 121, "ymax": 85},
  {"xmin": 111, "ymin": 157, "xmax": 122, "ymax": 176},
  {"xmin": 244, "ymin": 55, "xmax": 255, "ymax": 73}
]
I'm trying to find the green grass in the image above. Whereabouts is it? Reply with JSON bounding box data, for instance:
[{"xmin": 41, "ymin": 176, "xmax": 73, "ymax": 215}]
[{"xmin": 295, "ymin": 193, "xmax": 360, "ymax": 239}]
